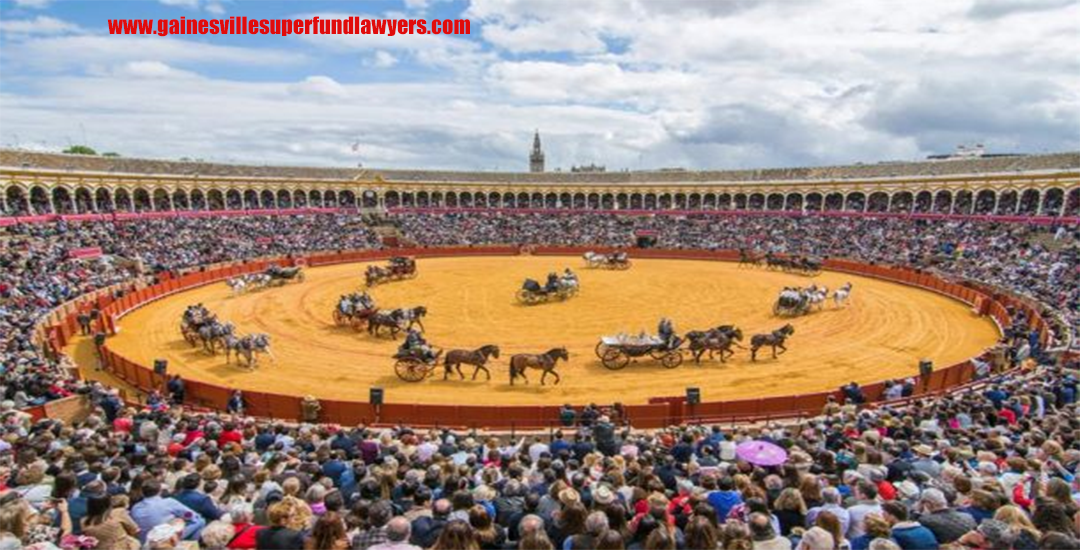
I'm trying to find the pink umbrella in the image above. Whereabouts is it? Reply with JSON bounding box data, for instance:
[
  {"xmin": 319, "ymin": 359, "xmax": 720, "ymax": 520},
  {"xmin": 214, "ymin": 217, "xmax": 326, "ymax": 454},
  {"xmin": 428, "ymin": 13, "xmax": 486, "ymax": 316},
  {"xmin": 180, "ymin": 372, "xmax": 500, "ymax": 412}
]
[{"xmin": 735, "ymin": 440, "xmax": 788, "ymax": 466}]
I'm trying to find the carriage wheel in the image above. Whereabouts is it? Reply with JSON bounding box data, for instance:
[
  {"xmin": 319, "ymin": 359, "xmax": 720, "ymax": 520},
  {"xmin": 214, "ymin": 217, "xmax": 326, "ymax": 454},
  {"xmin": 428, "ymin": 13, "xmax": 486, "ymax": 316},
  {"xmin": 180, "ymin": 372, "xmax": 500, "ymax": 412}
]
[
  {"xmin": 601, "ymin": 349, "xmax": 630, "ymax": 370},
  {"xmin": 661, "ymin": 352, "xmax": 683, "ymax": 369},
  {"xmin": 618, "ymin": 260, "xmax": 632, "ymax": 270},
  {"xmin": 333, "ymin": 310, "xmax": 345, "ymax": 326},
  {"xmin": 516, "ymin": 289, "xmax": 532, "ymax": 305},
  {"xmin": 649, "ymin": 348, "xmax": 669, "ymax": 361},
  {"xmin": 595, "ymin": 342, "xmax": 610, "ymax": 359},
  {"xmin": 407, "ymin": 270, "xmax": 418, "ymax": 279},
  {"xmin": 772, "ymin": 303, "xmax": 782, "ymax": 316},
  {"xmin": 395, "ymin": 359, "xmax": 429, "ymax": 382}
]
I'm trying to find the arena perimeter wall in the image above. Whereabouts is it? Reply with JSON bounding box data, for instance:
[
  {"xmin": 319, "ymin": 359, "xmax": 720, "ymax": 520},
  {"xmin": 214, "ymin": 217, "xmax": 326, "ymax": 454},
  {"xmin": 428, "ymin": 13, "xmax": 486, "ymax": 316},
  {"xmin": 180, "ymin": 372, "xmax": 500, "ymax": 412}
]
[{"xmin": 41, "ymin": 247, "xmax": 1043, "ymax": 430}]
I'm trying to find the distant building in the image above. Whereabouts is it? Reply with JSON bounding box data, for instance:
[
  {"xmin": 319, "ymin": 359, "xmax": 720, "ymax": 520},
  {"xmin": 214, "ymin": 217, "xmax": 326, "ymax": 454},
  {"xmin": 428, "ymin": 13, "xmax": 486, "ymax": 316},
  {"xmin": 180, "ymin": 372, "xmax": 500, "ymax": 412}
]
[
  {"xmin": 529, "ymin": 131, "xmax": 545, "ymax": 173},
  {"xmin": 927, "ymin": 144, "xmax": 1024, "ymax": 161},
  {"xmin": 571, "ymin": 163, "xmax": 606, "ymax": 173}
]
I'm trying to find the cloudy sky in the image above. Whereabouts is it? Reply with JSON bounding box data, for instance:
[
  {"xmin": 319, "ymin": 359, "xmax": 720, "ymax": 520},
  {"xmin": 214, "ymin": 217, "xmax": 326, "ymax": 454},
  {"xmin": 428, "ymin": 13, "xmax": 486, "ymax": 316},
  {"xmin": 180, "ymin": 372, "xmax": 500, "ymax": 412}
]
[{"xmin": 1, "ymin": 0, "xmax": 1078, "ymax": 171}]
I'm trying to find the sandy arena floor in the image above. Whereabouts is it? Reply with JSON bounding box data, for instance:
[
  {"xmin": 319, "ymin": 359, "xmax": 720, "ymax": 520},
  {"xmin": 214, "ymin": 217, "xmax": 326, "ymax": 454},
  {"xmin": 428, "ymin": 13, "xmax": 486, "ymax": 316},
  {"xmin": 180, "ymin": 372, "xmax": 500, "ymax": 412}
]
[{"xmin": 101, "ymin": 256, "xmax": 999, "ymax": 406}]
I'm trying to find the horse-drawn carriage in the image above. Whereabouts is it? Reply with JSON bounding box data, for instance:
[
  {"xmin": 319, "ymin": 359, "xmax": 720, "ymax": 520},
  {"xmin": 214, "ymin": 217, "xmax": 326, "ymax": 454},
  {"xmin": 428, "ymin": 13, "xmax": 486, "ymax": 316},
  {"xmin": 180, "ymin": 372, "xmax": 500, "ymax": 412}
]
[
  {"xmin": 393, "ymin": 347, "xmax": 443, "ymax": 382},
  {"xmin": 265, "ymin": 265, "xmax": 305, "ymax": 286},
  {"xmin": 594, "ymin": 334, "xmax": 684, "ymax": 370},
  {"xmin": 366, "ymin": 257, "xmax": 417, "ymax": 287},
  {"xmin": 583, "ymin": 251, "xmax": 631, "ymax": 270},
  {"xmin": 764, "ymin": 254, "xmax": 823, "ymax": 276},
  {"xmin": 516, "ymin": 276, "xmax": 578, "ymax": 305},
  {"xmin": 333, "ymin": 292, "xmax": 378, "ymax": 331}
]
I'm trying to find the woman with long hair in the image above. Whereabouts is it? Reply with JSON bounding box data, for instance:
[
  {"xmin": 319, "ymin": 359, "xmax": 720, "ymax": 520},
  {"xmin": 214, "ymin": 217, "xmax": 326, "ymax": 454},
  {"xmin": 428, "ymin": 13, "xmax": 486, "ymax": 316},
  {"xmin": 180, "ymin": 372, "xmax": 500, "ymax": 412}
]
[
  {"xmin": 305, "ymin": 511, "xmax": 349, "ymax": 550},
  {"xmin": 774, "ymin": 488, "xmax": 808, "ymax": 536},
  {"xmin": 684, "ymin": 515, "xmax": 720, "ymax": 550},
  {"xmin": 81, "ymin": 493, "xmax": 140, "ymax": 550},
  {"xmin": 993, "ymin": 505, "xmax": 1041, "ymax": 549},
  {"xmin": 432, "ymin": 519, "xmax": 479, "ymax": 550},
  {"xmin": 815, "ymin": 511, "xmax": 850, "ymax": 550}
]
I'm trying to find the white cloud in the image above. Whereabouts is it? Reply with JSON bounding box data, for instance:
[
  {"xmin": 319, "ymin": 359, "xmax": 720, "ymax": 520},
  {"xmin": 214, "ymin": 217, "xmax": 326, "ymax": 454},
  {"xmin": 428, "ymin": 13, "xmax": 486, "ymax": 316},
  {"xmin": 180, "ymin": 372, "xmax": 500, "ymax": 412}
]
[
  {"xmin": 112, "ymin": 61, "xmax": 199, "ymax": 80},
  {"xmin": 364, "ymin": 50, "xmax": 399, "ymax": 69},
  {"xmin": 12, "ymin": 0, "xmax": 52, "ymax": 8},
  {"xmin": 287, "ymin": 76, "xmax": 349, "ymax": 99},
  {"xmin": 0, "ymin": 16, "xmax": 81, "ymax": 36},
  {"xmin": 5, "ymin": 35, "xmax": 307, "ymax": 72}
]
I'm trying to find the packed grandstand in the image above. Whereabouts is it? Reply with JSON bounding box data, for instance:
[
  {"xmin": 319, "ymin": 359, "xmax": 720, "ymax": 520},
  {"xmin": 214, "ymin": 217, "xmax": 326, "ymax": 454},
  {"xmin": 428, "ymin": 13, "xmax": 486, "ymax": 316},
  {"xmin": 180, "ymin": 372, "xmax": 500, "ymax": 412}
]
[{"xmin": 1, "ymin": 150, "xmax": 1078, "ymax": 550}]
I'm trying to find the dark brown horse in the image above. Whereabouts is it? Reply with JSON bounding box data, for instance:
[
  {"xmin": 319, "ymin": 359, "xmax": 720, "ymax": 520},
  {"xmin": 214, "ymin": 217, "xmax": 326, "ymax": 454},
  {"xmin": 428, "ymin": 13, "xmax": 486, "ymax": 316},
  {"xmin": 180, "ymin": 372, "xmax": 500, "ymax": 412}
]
[
  {"xmin": 509, "ymin": 347, "xmax": 569, "ymax": 386},
  {"xmin": 686, "ymin": 325, "xmax": 744, "ymax": 363},
  {"xmin": 367, "ymin": 310, "xmax": 405, "ymax": 339},
  {"xmin": 750, "ymin": 324, "xmax": 795, "ymax": 361},
  {"xmin": 443, "ymin": 345, "xmax": 500, "ymax": 380}
]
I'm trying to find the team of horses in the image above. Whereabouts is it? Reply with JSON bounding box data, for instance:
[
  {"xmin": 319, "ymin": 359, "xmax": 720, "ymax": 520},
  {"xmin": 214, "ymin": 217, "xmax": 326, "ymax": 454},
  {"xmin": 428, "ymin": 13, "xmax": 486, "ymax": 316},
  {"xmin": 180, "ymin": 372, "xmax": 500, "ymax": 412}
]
[
  {"xmin": 180, "ymin": 305, "xmax": 273, "ymax": 368},
  {"xmin": 740, "ymin": 250, "xmax": 823, "ymax": 276}
]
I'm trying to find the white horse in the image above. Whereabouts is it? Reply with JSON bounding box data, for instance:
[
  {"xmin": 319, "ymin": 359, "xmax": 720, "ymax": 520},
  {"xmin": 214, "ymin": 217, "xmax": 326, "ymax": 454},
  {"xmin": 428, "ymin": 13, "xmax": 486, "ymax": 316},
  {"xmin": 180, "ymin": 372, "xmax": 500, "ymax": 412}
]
[
  {"xmin": 225, "ymin": 277, "xmax": 247, "ymax": 296},
  {"xmin": 833, "ymin": 283, "xmax": 853, "ymax": 307},
  {"xmin": 806, "ymin": 286, "xmax": 829, "ymax": 310},
  {"xmin": 583, "ymin": 252, "xmax": 604, "ymax": 268}
]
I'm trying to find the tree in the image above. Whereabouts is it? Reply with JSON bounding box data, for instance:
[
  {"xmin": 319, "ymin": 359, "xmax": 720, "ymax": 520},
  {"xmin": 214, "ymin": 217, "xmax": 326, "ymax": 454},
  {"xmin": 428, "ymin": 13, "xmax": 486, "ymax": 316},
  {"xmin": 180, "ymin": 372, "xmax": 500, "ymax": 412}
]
[{"xmin": 63, "ymin": 145, "xmax": 97, "ymax": 155}]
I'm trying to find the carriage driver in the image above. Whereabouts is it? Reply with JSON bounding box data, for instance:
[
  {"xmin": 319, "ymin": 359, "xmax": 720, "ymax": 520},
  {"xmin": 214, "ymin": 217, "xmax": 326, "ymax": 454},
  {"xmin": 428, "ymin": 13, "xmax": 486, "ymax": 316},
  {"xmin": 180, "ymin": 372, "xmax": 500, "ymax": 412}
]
[
  {"xmin": 338, "ymin": 295, "xmax": 353, "ymax": 315},
  {"xmin": 400, "ymin": 328, "xmax": 435, "ymax": 362},
  {"xmin": 562, "ymin": 268, "xmax": 578, "ymax": 284},
  {"xmin": 545, "ymin": 272, "xmax": 561, "ymax": 293},
  {"xmin": 658, "ymin": 317, "xmax": 676, "ymax": 349},
  {"xmin": 357, "ymin": 292, "xmax": 375, "ymax": 311}
]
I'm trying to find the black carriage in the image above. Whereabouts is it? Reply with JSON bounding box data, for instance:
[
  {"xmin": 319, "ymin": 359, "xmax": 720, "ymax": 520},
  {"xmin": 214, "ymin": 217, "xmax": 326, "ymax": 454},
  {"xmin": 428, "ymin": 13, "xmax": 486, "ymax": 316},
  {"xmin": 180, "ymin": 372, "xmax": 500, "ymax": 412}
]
[
  {"xmin": 265, "ymin": 265, "xmax": 305, "ymax": 286},
  {"xmin": 366, "ymin": 257, "xmax": 418, "ymax": 287},
  {"xmin": 516, "ymin": 278, "xmax": 579, "ymax": 305},
  {"xmin": 333, "ymin": 305, "xmax": 379, "ymax": 331},
  {"xmin": 594, "ymin": 335, "xmax": 683, "ymax": 370},
  {"xmin": 764, "ymin": 254, "xmax": 822, "ymax": 276},
  {"xmin": 393, "ymin": 348, "xmax": 443, "ymax": 382}
]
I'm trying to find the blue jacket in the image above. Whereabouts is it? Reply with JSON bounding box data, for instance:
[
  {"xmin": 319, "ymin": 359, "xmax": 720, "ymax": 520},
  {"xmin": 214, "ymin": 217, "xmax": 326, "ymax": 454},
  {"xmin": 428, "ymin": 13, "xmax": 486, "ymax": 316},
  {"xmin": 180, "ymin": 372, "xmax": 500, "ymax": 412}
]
[
  {"xmin": 174, "ymin": 489, "xmax": 222, "ymax": 522},
  {"xmin": 891, "ymin": 524, "xmax": 938, "ymax": 550},
  {"xmin": 707, "ymin": 491, "xmax": 742, "ymax": 521}
]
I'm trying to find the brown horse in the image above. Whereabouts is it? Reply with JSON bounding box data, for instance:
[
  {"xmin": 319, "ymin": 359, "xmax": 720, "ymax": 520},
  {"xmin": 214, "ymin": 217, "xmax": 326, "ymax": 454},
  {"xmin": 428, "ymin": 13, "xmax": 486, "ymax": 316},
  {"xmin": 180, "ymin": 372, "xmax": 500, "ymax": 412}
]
[
  {"xmin": 509, "ymin": 347, "xmax": 569, "ymax": 386},
  {"xmin": 686, "ymin": 326, "xmax": 744, "ymax": 363},
  {"xmin": 443, "ymin": 345, "xmax": 500, "ymax": 381},
  {"xmin": 367, "ymin": 310, "xmax": 405, "ymax": 339},
  {"xmin": 750, "ymin": 324, "xmax": 795, "ymax": 361}
]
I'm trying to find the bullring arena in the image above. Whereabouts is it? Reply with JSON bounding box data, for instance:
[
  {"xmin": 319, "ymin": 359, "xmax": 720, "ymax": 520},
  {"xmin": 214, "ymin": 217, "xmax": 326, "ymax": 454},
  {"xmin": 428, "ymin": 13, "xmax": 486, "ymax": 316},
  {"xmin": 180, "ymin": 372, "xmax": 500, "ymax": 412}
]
[
  {"xmin": 4, "ymin": 149, "xmax": 1077, "ymax": 428},
  {"xmin": 99, "ymin": 254, "xmax": 999, "ymax": 407}
]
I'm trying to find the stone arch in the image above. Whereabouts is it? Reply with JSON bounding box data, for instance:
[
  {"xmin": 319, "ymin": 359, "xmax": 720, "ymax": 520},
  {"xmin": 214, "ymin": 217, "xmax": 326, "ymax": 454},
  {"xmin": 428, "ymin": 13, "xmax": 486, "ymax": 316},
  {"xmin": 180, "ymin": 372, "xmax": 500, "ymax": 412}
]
[
  {"xmin": 953, "ymin": 190, "xmax": 973, "ymax": 215},
  {"xmin": 1017, "ymin": 188, "xmax": 1040, "ymax": 215},
  {"xmin": 890, "ymin": 192, "xmax": 912, "ymax": 213},
  {"xmin": 153, "ymin": 188, "xmax": 172, "ymax": 211},
  {"xmin": 974, "ymin": 189, "xmax": 996, "ymax": 215},
  {"xmin": 785, "ymin": 193, "xmax": 803, "ymax": 211},
  {"xmin": 5, "ymin": 186, "xmax": 29, "ymax": 214},
  {"xmin": 867, "ymin": 192, "xmax": 889, "ymax": 213},
  {"xmin": 51, "ymin": 187, "xmax": 74, "ymax": 214},
  {"xmin": 94, "ymin": 188, "xmax": 113, "ymax": 213},
  {"xmin": 914, "ymin": 191, "xmax": 932, "ymax": 213},
  {"xmin": 114, "ymin": 188, "xmax": 133, "ymax": 212},
  {"xmin": 132, "ymin": 188, "xmax": 152, "ymax": 212},
  {"xmin": 74, "ymin": 187, "xmax": 94, "ymax": 213}
]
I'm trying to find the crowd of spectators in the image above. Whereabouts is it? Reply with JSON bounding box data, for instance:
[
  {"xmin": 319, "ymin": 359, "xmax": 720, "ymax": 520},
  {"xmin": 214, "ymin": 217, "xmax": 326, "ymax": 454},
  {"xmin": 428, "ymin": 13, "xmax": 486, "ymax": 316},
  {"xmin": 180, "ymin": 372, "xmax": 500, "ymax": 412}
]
[{"xmin": 0, "ymin": 211, "xmax": 1078, "ymax": 550}]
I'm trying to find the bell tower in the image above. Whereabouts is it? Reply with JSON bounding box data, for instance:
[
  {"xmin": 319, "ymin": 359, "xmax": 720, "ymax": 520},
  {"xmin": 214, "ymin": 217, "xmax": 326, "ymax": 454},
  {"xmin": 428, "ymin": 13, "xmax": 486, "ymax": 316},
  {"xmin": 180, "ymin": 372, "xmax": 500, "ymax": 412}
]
[{"xmin": 529, "ymin": 130, "xmax": 545, "ymax": 173}]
